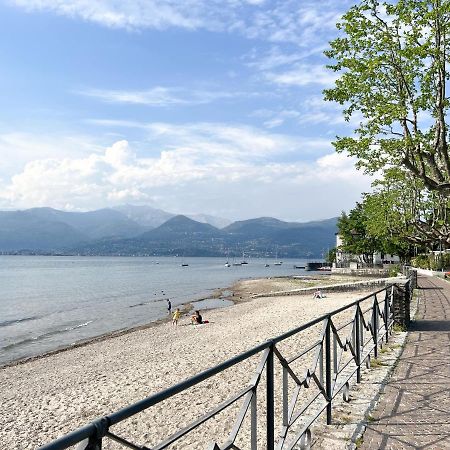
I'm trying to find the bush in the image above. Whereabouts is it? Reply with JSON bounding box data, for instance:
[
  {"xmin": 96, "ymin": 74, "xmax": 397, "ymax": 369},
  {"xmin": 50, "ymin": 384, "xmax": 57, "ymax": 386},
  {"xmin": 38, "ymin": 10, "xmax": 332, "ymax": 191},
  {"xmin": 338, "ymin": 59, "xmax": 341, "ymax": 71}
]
[
  {"xmin": 388, "ymin": 264, "xmax": 401, "ymax": 277},
  {"xmin": 411, "ymin": 252, "xmax": 450, "ymax": 271},
  {"xmin": 411, "ymin": 254, "xmax": 430, "ymax": 269}
]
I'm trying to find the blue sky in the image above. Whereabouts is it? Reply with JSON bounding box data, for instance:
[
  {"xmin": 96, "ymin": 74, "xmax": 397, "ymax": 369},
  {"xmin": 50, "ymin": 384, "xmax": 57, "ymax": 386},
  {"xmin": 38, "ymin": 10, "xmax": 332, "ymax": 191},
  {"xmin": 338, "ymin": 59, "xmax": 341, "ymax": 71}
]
[{"xmin": 0, "ymin": 0, "xmax": 371, "ymax": 222}]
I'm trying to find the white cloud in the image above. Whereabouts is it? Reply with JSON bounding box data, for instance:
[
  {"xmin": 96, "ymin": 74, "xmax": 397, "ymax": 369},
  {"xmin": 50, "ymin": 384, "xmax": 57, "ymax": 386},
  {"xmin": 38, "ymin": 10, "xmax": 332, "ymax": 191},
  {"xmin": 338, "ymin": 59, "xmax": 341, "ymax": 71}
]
[
  {"xmin": 79, "ymin": 86, "xmax": 244, "ymax": 106},
  {"xmin": 266, "ymin": 64, "xmax": 338, "ymax": 87},
  {"xmin": 0, "ymin": 124, "xmax": 371, "ymax": 219},
  {"xmin": 240, "ymin": 1, "xmax": 345, "ymax": 46},
  {"xmin": 245, "ymin": 46, "xmax": 326, "ymax": 72},
  {"xmin": 9, "ymin": 0, "xmax": 351, "ymax": 46},
  {"xmin": 10, "ymin": 0, "xmax": 208, "ymax": 30},
  {"xmin": 0, "ymin": 132, "xmax": 103, "ymax": 175}
]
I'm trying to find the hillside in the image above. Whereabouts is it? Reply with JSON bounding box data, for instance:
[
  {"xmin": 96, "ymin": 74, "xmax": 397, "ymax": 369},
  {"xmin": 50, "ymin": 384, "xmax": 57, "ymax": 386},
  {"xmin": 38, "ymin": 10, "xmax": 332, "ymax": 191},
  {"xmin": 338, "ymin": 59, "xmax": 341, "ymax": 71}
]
[
  {"xmin": 27, "ymin": 207, "xmax": 146, "ymax": 239},
  {"xmin": 73, "ymin": 216, "xmax": 337, "ymax": 257},
  {"xmin": 113, "ymin": 204, "xmax": 231, "ymax": 229},
  {"xmin": 0, "ymin": 207, "xmax": 337, "ymax": 257},
  {"xmin": 0, "ymin": 210, "xmax": 88, "ymax": 251}
]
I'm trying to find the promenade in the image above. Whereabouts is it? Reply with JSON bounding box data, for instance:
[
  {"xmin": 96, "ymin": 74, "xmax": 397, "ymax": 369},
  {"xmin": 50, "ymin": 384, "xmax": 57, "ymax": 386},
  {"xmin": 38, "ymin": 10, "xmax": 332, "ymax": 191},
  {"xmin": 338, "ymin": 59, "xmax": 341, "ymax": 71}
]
[{"xmin": 361, "ymin": 276, "xmax": 450, "ymax": 449}]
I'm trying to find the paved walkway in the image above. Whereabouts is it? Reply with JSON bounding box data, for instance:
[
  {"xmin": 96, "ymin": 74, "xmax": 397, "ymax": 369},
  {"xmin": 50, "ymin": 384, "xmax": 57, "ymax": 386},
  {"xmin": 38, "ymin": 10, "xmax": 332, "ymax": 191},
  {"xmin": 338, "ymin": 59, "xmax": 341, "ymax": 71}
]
[{"xmin": 360, "ymin": 276, "xmax": 450, "ymax": 449}]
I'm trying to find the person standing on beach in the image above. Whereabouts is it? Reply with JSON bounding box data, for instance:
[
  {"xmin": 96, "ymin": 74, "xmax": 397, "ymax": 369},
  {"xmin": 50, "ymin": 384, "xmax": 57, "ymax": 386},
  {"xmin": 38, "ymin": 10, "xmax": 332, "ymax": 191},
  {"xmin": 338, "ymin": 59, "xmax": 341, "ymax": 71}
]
[
  {"xmin": 167, "ymin": 299, "xmax": 172, "ymax": 314},
  {"xmin": 172, "ymin": 308, "xmax": 181, "ymax": 326}
]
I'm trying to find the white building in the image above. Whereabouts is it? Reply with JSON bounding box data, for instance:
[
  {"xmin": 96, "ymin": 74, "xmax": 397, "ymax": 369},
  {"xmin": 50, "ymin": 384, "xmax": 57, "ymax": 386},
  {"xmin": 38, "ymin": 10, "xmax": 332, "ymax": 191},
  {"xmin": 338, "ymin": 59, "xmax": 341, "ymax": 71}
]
[{"xmin": 335, "ymin": 234, "xmax": 400, "ymax": 268}]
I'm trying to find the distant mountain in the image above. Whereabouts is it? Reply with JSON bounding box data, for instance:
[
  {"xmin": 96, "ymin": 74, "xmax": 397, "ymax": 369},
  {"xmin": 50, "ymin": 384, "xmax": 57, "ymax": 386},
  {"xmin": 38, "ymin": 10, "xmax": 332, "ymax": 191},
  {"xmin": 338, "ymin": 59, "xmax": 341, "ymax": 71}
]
[
  {"xmin": 224, "ymin": 217, "xmax": 300, "ymax": 237},
  {"xmin": 186, "ymin": 213, "xmax": 231, "ymax": 229},
  {"xmin": 0, "ymin": 210, "xmax": 88, "ymax": 251},
  {"xmin": 27, "ymin": 207, "xmax": 145, "ymax": 239},
  {"xmin": 141, "ymin": 215, "xmax": 224, "ymax": 239},
  {"xmin": 76, "ymin": 215, "xmax": 226, "ymax": 257},
  {"xmin": 0, "ymin": 207, "xmax": 146, "ymax": 252},
  {"xmin": 113, "ymin": 204, "xmax": 232, "ymax": 229},
  {"xmin": 72, "ymin": 216, "xmax": 337, "ymax": 258},
  {"xmin": 113, "ymin": 204, "xmax": 173, "ymax": 229},
  {"xmin": 0, "ymin": 206, "xmax": 338, "ymax": 257},
  {"xmin": 222, "ymin": 216, "xmax": 338, "ymax": 257}
]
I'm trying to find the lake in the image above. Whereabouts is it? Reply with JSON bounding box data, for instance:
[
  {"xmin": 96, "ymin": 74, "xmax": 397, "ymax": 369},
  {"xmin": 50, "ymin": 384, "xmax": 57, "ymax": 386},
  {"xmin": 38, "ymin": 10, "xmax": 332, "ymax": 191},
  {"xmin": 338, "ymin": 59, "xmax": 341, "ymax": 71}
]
[{"xmin": 0, "ymin": 256, "xmax": 309, "ymax": 365}]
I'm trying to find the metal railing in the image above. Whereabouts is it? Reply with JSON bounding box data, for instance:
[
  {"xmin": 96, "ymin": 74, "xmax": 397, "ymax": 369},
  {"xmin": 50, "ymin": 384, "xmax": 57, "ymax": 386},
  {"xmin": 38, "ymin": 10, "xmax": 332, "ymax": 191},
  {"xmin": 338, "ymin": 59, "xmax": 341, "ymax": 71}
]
[{"xmin": 39, "ymin": 280, "xmax": 410, "ymax": 450}]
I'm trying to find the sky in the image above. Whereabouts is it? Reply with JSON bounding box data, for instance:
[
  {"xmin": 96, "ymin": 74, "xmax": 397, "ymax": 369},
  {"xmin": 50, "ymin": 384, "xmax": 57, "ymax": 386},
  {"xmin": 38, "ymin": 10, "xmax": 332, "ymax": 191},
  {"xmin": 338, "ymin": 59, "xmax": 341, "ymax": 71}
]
[{"xmin": 0, "ymin": 0, "xmax": 372, "ymax": 222}]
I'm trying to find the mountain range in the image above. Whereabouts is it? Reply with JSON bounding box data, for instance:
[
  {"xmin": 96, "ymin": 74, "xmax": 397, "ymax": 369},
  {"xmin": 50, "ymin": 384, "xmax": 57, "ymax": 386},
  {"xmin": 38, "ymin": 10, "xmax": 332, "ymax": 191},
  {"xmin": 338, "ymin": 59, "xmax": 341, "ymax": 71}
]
[{"xmin": 0, "ymin": 205, "xmax": 337, "ymax": 257}]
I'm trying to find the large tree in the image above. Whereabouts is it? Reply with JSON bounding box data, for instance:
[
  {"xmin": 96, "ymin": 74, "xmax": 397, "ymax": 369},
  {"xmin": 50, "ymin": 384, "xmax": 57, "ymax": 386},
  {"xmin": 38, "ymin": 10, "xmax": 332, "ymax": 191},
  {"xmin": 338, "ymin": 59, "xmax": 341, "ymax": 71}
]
[
  {"xmin": 337, "ymin": 202, "xmax": 382, "ymax": 264},
  {"xmin": 363, "ymin": 168, "xmax": 450, "ymax": 247},
  {"xmin": 324, "ymin": 0, "xmax": 450, "ymax": 195}
]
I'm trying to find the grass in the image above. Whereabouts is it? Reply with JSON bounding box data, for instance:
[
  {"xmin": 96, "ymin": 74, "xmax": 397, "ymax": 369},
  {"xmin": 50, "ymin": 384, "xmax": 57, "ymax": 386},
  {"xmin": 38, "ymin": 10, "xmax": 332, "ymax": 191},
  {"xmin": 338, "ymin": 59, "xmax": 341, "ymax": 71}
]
[
  {"xmin": 393, "ymin": 323, "xmax": 407, "ymax": 332},
  {"xmin": 355, "ymin": 436, "xmax": 364, "ymax": 448},
  {"xmin": 370, "ymin": 358, "xmax": 386, "ymax": 368},
  {"xmin": 338, "ymin": 414, "xmax": 353, "ymax": 425}
]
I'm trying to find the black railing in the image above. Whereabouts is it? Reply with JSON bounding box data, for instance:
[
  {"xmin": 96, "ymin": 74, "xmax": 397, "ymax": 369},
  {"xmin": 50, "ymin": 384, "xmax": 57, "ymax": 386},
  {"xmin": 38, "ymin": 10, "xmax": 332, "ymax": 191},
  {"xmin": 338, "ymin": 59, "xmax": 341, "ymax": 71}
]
[{"xmin": 39, "ymin": 281, "xmax": 411, "ymax": 450}]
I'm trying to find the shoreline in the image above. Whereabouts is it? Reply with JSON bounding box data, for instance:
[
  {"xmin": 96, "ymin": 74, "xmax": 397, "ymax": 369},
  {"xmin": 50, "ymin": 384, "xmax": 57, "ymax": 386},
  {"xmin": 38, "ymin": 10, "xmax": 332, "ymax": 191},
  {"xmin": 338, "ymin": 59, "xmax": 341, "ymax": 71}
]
[
  {"xmin": 0, "ymin": 285, "xmax": 234, "ymax": 370},
  {"xmin": 0, "ymin": 274, "xmax": 381, "ymax": 370}
]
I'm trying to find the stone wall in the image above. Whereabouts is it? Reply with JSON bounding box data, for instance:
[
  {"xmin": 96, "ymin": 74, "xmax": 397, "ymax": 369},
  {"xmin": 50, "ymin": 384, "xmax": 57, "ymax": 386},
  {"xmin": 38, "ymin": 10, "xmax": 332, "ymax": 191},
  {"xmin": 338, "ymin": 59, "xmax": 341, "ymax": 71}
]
[
  {"xmin": 392, "ymin": 281, "xmax": 411, "ymax": 328},
  {"xmin": 252, "ymin": 277, "xmax": 406, "ymax": 299},
  {"xmin": 332, "ymin": 268, "xmax": 391, "ymax": 277}
]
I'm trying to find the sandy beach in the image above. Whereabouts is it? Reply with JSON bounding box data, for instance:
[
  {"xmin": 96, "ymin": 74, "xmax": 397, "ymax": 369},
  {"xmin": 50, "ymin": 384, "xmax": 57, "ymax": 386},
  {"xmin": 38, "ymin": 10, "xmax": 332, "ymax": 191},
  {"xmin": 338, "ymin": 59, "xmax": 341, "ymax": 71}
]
[{"xmin": 1, "ymin": 276, "xmax": 378, "ymax": 449}]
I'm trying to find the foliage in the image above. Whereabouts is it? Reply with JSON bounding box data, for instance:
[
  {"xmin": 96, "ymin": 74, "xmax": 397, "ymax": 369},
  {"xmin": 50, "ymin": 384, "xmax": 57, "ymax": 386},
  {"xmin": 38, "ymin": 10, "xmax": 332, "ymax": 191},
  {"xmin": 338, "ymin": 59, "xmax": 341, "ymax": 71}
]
[
  {"xmin": 325, "ymin": 0, "xmax": 450, "ymax": 195},
  {"xmin": 411, "ymin": 254, "xmax": 430, "ymax": 269},
  {"xmin": 411, "ymin": 252, "xmax": 450, "ymax": 270},
  {"xmin": 326, "ymin": 247, "xmax": 337, "ymax": 263},
  {"xmin": 362, "ymin": 168, "xmax": 450, "ymax": 249},
  {"xmin": 337, "ymin": 203, "xmax": 382, "ymax": 263},
  {"xmin": 388, "ymin": 264, "xmax": 401, "ymax": 277}
]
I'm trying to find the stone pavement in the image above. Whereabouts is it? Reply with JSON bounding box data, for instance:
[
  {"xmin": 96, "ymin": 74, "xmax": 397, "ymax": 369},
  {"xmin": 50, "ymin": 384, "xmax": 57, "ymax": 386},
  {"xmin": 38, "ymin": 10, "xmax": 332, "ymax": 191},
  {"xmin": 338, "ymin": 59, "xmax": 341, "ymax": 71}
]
[{"xmin": 360, "ymin": 276, "xmax": 450, "ymax": 449}]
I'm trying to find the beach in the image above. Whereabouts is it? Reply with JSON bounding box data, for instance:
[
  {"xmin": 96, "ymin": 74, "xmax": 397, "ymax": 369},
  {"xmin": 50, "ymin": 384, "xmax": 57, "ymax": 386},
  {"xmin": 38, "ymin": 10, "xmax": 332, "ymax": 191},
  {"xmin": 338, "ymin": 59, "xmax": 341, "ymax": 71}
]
[{"xmin": 1, "ymin": 276, "xmax": 376, "ymax": 449}]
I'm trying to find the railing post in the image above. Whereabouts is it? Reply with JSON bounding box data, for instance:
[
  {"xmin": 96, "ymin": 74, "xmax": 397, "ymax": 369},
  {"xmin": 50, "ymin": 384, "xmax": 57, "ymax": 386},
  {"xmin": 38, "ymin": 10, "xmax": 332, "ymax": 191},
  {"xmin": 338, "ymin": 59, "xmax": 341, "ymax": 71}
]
[
  {"xmin": 282, "ymin": 367, "xmax": 288, "ymax": 427},
  {"xmin": 373, "ymin": 297, "xmax": 378, "ymax": 358},
  {"xmin": 251, "ymin": 390, "xmax": 257, "ymax": 450},
  {"xmin": 384, "ymin": 290, "xmax": 389, "ymax": 343},
  {"xmin": 267, "ymin": 342, "xmax": 275, "ymax": 450},
  {"xmin": 325, "ymin": 317, "xmax": 332, "ymax": 425},
  {"xmin": 79, "ymin": 418, "xmax": 108, "ymax": 450},
  {"xmin": 333, "ymin": 333, "xmax": 338, "ymax": 374},
  {"xmin": 355, "ymin": 305, "xmax": 361, "ymax": 383},
  {"xmin": 319, "ymin": 344, "xmax": 324, "ymax": 386}
]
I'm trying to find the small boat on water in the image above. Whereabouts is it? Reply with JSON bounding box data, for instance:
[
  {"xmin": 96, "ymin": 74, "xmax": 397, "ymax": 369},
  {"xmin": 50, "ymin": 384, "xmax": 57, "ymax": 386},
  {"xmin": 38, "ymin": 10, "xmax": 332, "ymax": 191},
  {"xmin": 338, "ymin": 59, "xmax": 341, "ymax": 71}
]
[
  {"xmin": 240, "ymin": 251, "xmax": 248, "ymax": 264},
  {"xmin": 273, "ymin": 247, "xmax": 282, "ymax": 265},
  {"xmin": 224, "ymin": 250, "xmax": 231, "ymax": 267},
  {"xmin": 181, "ymin": 263, "xmax": 189, "ymax": 267},
  {"xmin": 318, "ymin": 266, "xmax": 332, "ymax": 271}
]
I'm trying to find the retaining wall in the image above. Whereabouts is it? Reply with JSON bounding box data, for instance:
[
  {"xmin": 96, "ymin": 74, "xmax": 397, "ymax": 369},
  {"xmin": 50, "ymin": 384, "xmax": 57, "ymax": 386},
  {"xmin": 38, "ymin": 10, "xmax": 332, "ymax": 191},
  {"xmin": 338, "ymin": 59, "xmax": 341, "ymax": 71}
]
[
  {"xmin": 332, "ymin": 268, "xmax": 391, "ymax": 277},
  {"xmin": 252, "ymin": 276, "xmax": 405, "ymax": 299}
]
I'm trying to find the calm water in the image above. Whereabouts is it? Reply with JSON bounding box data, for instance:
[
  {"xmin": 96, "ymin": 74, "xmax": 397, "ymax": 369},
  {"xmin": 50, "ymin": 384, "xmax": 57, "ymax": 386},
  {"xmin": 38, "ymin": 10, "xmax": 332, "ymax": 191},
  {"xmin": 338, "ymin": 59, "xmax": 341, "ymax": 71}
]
[{"xmin": 0, "ymin": 256, "xmax": 308, "ymax": 365}]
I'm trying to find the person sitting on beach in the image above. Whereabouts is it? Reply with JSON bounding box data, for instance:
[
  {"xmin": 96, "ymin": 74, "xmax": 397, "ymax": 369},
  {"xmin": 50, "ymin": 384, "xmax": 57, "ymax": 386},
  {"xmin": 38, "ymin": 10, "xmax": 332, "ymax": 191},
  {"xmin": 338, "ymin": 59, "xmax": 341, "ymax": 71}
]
[
  {"xmin": 172, "ymin": 308, "xmax": 181, "ymax": 326},
  {"xmin": 191, "ymin": 310, "xmax": 203, "ymax": 325},
  {"xmin": 313, "ymin": 289, "xmax": 324, "ymax": 299}
]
